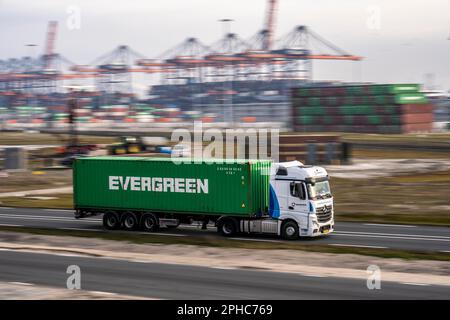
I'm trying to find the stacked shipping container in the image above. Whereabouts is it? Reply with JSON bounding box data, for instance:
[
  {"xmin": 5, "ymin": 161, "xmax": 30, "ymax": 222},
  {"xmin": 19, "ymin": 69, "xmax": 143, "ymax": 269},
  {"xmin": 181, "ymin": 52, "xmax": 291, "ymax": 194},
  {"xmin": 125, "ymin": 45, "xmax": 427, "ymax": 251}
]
[{"xmin": 292, "ymin": 84, "xmax": 433, "ymax": 133}]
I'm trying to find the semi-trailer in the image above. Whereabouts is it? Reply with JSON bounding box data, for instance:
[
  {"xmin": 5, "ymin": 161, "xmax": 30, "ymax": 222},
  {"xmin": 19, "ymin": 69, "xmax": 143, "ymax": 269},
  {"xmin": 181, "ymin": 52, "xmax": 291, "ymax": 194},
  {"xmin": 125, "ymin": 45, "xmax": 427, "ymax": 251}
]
[{"xmin": 73, "ymin": 157, "xmax": 334, "ymax": 239}]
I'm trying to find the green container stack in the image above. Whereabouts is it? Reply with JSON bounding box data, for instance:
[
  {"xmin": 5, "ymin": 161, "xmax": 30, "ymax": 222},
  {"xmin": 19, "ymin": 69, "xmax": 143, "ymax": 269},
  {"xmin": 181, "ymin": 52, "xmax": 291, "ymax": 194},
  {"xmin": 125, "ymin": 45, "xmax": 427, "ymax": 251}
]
[{"xmin": 292, "ymin": 84, "xmax": 433, "ymax": 134}]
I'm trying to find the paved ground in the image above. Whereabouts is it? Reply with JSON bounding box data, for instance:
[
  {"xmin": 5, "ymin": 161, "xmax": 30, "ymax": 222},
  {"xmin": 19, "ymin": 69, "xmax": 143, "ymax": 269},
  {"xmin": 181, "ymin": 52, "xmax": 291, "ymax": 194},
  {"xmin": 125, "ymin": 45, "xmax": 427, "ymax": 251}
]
[
  {"xmin": 0, "ymin": 207, "xmax": 449, "ymax": 252},
  {"xmin": 0, "ymin": 281, "xmax": 146, "ymax": 300},
  {"xmin": 0, "ymin": 250, "xmax": 448, "ymax": 299}
]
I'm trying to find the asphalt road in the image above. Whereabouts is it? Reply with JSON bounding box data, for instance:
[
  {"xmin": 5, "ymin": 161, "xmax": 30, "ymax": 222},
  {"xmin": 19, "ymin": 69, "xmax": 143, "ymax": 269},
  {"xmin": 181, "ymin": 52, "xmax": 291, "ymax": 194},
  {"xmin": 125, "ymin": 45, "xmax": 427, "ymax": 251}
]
[
  {"xmin": 0, "ymin": 207, "xmax": 449, "ymax": 252},
  {"xmin": 0, "ymin": 250, "xmax": 449, "ymax": 299}
]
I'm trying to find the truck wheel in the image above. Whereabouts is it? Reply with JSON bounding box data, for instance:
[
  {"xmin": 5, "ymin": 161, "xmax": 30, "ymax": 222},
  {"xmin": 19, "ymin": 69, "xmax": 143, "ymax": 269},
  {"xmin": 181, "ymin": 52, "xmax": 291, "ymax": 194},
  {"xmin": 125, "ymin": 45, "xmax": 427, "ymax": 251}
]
[
  {"xmin": 122, "ymin": 212, "xmax": 138, "ymax": 231},
  {"xmin": 281, "ymin": 221, "xmax": 299, "ymax": 240},
  {"xmin": 103, "ymin": 212, "xmax": 120, "ymax": 230},
  {"xmin": 141, "ymin": 213, "xmax": 159, "ymax": 232},
  {"xmin": 218, "ymin": 217, "xmax": 238, "ymax": 237}
]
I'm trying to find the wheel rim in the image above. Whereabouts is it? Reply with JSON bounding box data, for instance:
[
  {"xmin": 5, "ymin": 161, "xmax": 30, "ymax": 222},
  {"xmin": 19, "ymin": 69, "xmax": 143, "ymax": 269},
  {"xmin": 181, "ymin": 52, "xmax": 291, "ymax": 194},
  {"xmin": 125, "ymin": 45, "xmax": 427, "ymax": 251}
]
[
  {"xmin": 286, "ymin": 225, "xmax": 296, "ymax": 237},
  {"xmin": 223, "ymin": 222, "xmax": 233, "ymax": 234},
  {"xmin": 124, "ymin": 216, "xmax": 135, "ymax": 229},
  {"xmin": 107, "ymin": 216, "xmax": 117, "ymax": 227},
  {"xmin": 144, "ymin": 217, "xmax": 154, "ymax": 229}
]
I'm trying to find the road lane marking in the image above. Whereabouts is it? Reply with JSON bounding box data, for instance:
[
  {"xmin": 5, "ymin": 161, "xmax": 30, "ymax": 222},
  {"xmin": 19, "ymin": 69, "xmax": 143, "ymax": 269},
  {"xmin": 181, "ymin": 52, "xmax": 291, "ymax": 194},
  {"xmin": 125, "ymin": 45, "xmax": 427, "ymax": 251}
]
[
  {"xmin": 8, "ymin": 282, "xmax": 34, "ymax": 286},
  {"xmin": 335, "ymin": 230, "xmax": 450, "ymax": 240},
  {"xmin": 0, "ymin": 223, "xmax": 23, "ymax": 227},
  {"xmin": 300, "ymin": 274, "xmax": 328, "ymax": 278},
  {"xmin": 0, "ymin": 213, "xmax": 101, "ymax": 221},
  {"xmin": 232, "ymin": 237, "xmax": 282, "ymax": 243},
  {"xmin": 0, "ymin": 216, "xmax": 100, "ymax": 224},
  {"xmin": 212, "ymin": 266, "xmax": 237, "ymax": 270},
  {"xmin": 334, "ymin": 231, "xmax": 450, "ymax": 241},
  {"xmin": 339, "ymin": 234, "xmax": 450, "ymax": 242},
  {"xmin": 363, "ymin": 223, "xmax": 417, "ymax": 228},
  {"xmin": 401, "ymin": 282, "xmax": 430, "ymax": 286},
  {"xmin": 137, "ymin": 232, "xmax": 187, "ymax": 237},
  {"xmin": 0, "ymin": 214, "xmax": 100, "ymax": 223},
  {"xmin": 44, "ymin": 209, "xmax": 73, "ymax": 212},
  {"xmin": 61, "ymin": 228, "xmax": 100, "ymax": 232},
  {"xmin": 0, "ymin": 207, "xmax": 13, "ymax": 210},
  {"xmin": 61, "ymin": 228, "xmax": 187, "ymax": 237},
  {"xmin": 90, "ymin": 291, "xmax": 117, "ymax": 296},
  {"xmin": 440, "ymin": 251, "xmax": 450, "ymax": 253},
  {"xmin": 329, "ymin": 244, "xmax": 388, "ymax": 249},
  {"xmin": 131, "ymin": 259, "xmax": 153, "ymax": 264}
]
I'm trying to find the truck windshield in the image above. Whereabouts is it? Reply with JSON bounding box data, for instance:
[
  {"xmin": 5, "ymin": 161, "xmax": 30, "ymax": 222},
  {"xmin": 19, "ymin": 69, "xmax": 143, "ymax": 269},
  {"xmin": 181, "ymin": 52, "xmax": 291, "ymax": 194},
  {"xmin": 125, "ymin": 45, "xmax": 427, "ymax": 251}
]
[{"xmin": 307, "ymin": 181, "xmax": 332, "ymax": 200}]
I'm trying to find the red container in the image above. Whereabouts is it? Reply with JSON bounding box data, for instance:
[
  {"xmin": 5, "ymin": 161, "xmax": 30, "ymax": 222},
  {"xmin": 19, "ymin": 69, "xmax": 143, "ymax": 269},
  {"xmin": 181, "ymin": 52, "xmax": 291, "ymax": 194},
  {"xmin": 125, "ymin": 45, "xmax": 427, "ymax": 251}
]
[
  {"xmin": 353, "ymin": 96, "xmax": 363, "ymax": 104},
  {"xmin": 402, "ymin": 123, "xmax": 433, "ymax": 133},
  {"xmin": 326, "ymin": 107, "xmax": 340, "ymax": 115},
  {"xmin": 401, "ymin": 113, "xmax": 434, "ymax": 124},
  {"xmin": 400, "ymin": 104, "xmax": 434, "ymax": 114},
  {"xmin": 241, "ymin": 117, "xmax": 256, "ymax": 123},
  {"xmin": 352, "ymin": 115, "xmax": 369, "ymax": 125}
]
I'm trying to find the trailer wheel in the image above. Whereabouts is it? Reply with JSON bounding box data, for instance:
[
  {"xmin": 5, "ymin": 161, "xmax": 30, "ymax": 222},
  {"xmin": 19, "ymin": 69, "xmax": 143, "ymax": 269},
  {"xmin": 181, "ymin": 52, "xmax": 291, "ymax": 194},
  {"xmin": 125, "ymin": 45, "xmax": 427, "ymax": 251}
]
[
  {"xmin": 281, "ymin": 220, "xmax": 299, "ymax": 240},
  {"xmin": 141, "ymin": 213, "xmax": 159, "ymax": 232},
  {"xmin": 122, "ymin": 212, "xmax": 138, "ymax": 231},
  {"xmin": 103, "ymin": 212, "xmax": 120, "ymax": 230},
  {"xmin": 217, "ymin": 217, "xmax": 238, "ymax": 237}
]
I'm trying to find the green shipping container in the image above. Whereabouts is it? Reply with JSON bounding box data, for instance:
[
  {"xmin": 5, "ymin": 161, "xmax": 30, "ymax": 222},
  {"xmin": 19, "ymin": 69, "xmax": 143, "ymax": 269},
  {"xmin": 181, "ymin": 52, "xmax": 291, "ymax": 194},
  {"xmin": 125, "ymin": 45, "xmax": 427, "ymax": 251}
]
[
  {"xmin": 369, "ymin": 84, "xmax": 420, "ymax": 95},
  {"xmin": 297, "ymin": 115, "xmax": 315, "ymax": 125},
  {"xmin": 73, "ymin": 157, "xmax": 271, "ymax": 217},
  {"xmin": 298, "ymin": 106, "xmax": 325, "ymax": 115},
  {"xmin": 394, "ymin": 93, "xmax": 427, "ymax": 104},
  {"xmin": 367, "ymin": 115, "xmax": 381, "ymax": 125}
]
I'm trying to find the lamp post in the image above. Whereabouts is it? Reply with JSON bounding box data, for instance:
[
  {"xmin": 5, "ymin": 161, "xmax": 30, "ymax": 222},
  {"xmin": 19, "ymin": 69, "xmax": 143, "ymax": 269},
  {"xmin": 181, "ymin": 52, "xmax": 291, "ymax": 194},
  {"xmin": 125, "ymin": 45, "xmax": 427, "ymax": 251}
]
[{"xmin": 218, "ymin": 19, "xmax": 234, "ymax": 126}]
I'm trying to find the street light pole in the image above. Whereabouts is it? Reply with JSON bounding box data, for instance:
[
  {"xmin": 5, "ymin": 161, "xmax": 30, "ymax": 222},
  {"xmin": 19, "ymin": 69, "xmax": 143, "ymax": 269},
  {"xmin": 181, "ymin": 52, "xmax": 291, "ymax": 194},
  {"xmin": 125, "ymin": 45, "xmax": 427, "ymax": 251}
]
[{"xmin": 218, "ymin": 19, "xmax": 234, "ymax": 126}]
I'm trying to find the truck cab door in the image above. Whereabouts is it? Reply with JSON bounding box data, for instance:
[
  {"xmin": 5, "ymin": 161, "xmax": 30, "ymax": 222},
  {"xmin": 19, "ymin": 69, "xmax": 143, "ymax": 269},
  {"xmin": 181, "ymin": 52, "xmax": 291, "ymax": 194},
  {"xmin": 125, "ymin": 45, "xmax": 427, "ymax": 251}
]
[{"xmin": 288, "ymin": 182, "xmax": 308, "ymax": 214}]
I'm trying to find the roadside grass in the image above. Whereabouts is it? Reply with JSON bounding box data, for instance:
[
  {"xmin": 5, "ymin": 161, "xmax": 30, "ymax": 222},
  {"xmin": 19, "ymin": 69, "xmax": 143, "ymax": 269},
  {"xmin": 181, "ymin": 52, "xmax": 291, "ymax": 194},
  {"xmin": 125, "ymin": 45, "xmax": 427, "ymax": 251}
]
[
  {"xmin": 0, "ymin": 132, "xmax": 115, "ymax": 146},
  {"xmin": 341, "ymin": 132, "xmax": 450, "ymax": 144},
  {"xmin": 332, "ymin": 170, "xmax": 450, "ymax": 226},
  {"xmin": 0, "ymin": 170, "xmax": 72, "ymax": 193},
  {"xmin": 0, "ymin": 194, "xmax": 73, "ymax": 209},
  {"xmin": 0, "ymin": 226, "xmax": 449, "ymax": 262},
  {"xmin": 281, "ymin": 132, "xmax": 450, "ymax": 144},
  {"xmin": 351, "ymin": 148, "xmax": 450, "ymax": 159},
  {"xmin": 340, "ymin": 132, "xmax": 450, "ymax": 159}
]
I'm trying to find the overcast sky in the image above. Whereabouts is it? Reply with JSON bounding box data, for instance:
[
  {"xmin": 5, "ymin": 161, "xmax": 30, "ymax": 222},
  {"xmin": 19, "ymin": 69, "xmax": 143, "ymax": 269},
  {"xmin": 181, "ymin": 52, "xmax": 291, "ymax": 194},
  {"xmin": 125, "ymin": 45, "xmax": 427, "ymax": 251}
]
[{"xmin": 1, "ymin": 0, "xmax": 449, "ymax": 94}]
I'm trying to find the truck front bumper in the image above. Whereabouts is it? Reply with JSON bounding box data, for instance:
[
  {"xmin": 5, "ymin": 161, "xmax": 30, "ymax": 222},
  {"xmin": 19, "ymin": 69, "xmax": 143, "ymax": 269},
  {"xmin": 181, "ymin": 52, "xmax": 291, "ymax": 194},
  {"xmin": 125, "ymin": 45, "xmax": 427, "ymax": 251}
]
[{"xmin": 302, "ymin": 219, "xmax": 334, "ymax": 237}]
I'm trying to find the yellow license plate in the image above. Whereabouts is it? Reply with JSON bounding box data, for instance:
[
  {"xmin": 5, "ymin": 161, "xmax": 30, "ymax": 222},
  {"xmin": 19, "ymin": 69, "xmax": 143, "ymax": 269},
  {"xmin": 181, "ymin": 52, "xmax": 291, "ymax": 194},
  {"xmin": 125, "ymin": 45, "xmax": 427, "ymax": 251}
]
[{"xmin": 322, "ymin": 229, "xmax": 330, "ymax": 234}]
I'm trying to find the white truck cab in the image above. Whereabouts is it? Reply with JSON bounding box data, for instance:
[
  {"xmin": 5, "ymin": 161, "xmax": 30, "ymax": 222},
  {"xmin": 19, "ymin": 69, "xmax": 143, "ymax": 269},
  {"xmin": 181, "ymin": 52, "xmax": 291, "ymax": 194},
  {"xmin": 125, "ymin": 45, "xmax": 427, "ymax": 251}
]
[
  {"xmin": 239, "ymin": 160, "xmax": 334, "ymax": 239},
  {"xmin": 270, "ymin": 160, "xmax": 334, "ymax": 238}
]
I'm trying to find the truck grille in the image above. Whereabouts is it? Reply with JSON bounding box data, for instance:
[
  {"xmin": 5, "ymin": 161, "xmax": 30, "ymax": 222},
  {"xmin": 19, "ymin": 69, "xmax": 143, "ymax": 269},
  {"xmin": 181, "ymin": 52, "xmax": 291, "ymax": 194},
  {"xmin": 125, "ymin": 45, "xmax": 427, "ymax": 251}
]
[{"xmin": 316, "ymin": 205, "xmax": 333, "ymax": 223}]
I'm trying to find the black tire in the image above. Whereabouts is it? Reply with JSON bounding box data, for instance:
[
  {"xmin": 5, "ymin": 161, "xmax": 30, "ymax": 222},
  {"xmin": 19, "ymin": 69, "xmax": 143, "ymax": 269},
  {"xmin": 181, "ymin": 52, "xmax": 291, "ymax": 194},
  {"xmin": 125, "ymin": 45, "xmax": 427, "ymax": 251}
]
[
  {"xmin": 122, "ymin": 212, "xmax": 139, "ymax": 231},
  {"xmin": 103, "ymin": 212, "xmax": 120, "ymax": 230},
  {"xmin": 217, "ymin": 217, "xmax": 238, "ymax": 237},
  {"xmin": 281, "ymin": 220, "xmax": 299, "ymax": 240},
  {"xmin": 140, "ymin": 213, "xmax": 159, "ymax": 232}
]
